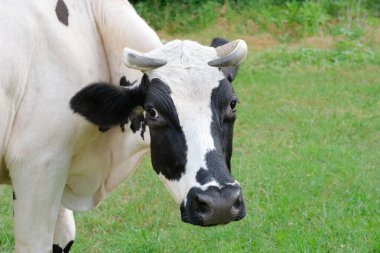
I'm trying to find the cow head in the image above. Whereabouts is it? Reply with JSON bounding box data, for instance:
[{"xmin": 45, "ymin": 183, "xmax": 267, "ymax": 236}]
[{"xmin": 70, "ymin": 39, "xmax": 247, "ymax": 226}]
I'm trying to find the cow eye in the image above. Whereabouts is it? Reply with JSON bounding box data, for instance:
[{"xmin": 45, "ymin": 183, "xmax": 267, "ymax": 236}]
[
  {"xmin": 230, "ymin": 99, "xmax": 238, "ymax": 112},
  {"xmin": 146, "ymin": 108, "xmax": 159, "ymax": 119}
]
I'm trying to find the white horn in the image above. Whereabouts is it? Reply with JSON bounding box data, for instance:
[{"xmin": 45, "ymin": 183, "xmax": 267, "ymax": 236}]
[
  {"xmin": 208, "ymin": 39, "xmax": 248, "ymax": 67},
  {"xmin": 123, "ymin": 48, "xmax": 167, "ymax": 71}
]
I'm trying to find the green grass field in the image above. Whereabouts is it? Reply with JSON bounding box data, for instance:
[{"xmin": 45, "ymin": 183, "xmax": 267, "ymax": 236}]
[{"xmin": 1, "ymin": 40, "xmax": 379, "ymax": 252}]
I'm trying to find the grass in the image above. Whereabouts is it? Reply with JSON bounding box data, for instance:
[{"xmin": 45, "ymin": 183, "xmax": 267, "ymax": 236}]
[{"xmin": 1, "ymin": 39, "xmax": 379, "ymax": 252}]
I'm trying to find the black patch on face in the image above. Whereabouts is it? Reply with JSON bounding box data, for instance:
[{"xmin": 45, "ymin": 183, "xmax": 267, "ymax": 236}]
[
  {"xmin": 202, "ymin": 78, "xmax": 236, "ymax": 184},
  {"xmin": 205, "ymin": 150, "xmax": 234, "ymax": 184},
  {"xmin": 70, "ymin": 76, "xmax": 149, "ymax": 130},
  {"xmin": 55, "ymin": 0, "xmax": 69, "ymax": 26},
  {"xmin": 53, "ymin": 240, "xmax": 74, "ymax": 253},
  {"xmin": 196, "ymin": 168, "xmax": 213, "ymax": 185},
  {"xmin": 145, "ymin": 79, "xmax": 187, "ymax": 180},
  {"xmin": 12, "ymin": 191, "xmax": 16, "ymax": 200},
  {"xmin": 211, "ymin": 79, "xmax": 237, "ymax": 170}
]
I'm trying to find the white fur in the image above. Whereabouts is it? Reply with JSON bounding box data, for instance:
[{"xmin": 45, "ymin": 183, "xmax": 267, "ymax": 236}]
[
  {"xmin": 53, "ymin": 207, "xmax": 76, "ymax": 249},
  {"xmin": 0, "ymin": 0, "xmax": 161, "ymax": 251}
]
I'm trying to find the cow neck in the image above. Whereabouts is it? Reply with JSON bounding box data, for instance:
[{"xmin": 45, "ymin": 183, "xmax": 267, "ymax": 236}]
[{"xmin": 91, "ymin": 0, "xmax": 163, "ymax": 84}]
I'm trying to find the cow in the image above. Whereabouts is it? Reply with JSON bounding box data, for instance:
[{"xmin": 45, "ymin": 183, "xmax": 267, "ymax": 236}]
[{"xmin": 0, "ymin": 0, "xmax": 248, "ymax": 252}]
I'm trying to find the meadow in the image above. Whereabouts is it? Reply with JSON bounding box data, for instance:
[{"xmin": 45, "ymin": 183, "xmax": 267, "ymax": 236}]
[{"xmin": 1, "ymin": 0, "xmax": 379, "ymax": 252}]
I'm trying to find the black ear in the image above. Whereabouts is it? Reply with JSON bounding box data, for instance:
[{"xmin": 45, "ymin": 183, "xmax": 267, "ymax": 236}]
[
  {"xmin": 210, "ymin": 37, "xmax": 240, "ymax": 82},
  {"xmin": 70, "ymin": 80, "xmax": 146, "ymax": 130}
]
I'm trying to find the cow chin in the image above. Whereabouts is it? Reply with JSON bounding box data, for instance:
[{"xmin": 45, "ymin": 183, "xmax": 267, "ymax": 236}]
[{"xmin": 179, "ymin": 186, "xmax": 246, "ymax": 227}]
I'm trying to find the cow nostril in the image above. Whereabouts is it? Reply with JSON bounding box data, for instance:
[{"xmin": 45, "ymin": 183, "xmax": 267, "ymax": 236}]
[
  {"xmin": 233, "ymin": 197, "xmax": 242, "ymax": 210},
  {"xmin": 194, "ymin": 196, "xmax": 211, "ymax": 216},
  {"xmin": 231, "ymin": 193, "xmax": 244, "ymax": 217}
]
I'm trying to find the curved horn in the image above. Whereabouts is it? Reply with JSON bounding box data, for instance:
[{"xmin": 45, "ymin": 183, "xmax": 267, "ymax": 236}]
[
  {"xmin": 208, "ymin": 39, "xmax": 248, "ymax": 67},
  {"xmin": 123, "ymin": 48, "xmax": 167, "ymax": 71}
]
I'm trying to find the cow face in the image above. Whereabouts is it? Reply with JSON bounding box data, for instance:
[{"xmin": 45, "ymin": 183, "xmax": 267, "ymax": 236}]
[{"xmin": 70, "ymin": 39, "xmax": 247, "ymax": 226}]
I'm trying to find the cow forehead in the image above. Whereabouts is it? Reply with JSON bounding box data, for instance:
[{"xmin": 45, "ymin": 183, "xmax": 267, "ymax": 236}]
[
  {"xmin": 147, "ymin": 40, "xmax": 219, "ymax": 67},
  {"xmin": 146, "ymin": 40, "xmax": 226, "ymax": 105}
]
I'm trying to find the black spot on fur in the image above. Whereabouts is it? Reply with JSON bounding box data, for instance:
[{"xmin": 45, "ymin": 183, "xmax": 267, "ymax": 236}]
[
  {"xmin": 205, "ymin": 150, "xmax": 234, "ymax": 185},
  {"xmin": 145, "ymin": 79, "xmax": 187, "ymax": 180},
  {"xmin": 12, "ymin": 191, "xmax": 16, "ymax": 200},
  {"xmin": 130, "ymin": 112, "xmax": 144, "ymax": 133},
  {"xmin": 98, "ymin": 126, "xmax": 110, "ymax": 132},
  {"xmin": 120, "ymin": 76, "xmax": 136, "ymax": 87},
  {"xmin": 140, "ymin": 120, "xmax": 146, "ymax": 140},
  {"xmin": 196, "ymin": 168, "xmax": 213, "ymax": 185},
  {"xmin": 52, "ymin": 240, "xmax": 74, "ymax": 253},
  {"xmin": 210, "ymin": 37, "xmax": 229, "ymax": 48},
  {"xmin": 55, "ymin": 0, "xmax": 69, "ymax": 26}
]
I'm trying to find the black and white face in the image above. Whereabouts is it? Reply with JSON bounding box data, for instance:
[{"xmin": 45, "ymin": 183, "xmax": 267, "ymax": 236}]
[
  {"xmin": 70, "ymin": 39, "xmax": 247, "ymax": 226},
  {"xmin": 140, "ymin": 40, "xmax": 246, "ymax": 226},
  {"xmin": 144, "ymin": 76, "xmax": 244, "ymax": 226}
]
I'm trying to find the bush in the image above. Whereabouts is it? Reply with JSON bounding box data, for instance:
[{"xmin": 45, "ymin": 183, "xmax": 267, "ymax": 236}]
[
  {"xmin": 133, "ymin": 0, "xmax": 221, "ymax": 33},
  {"xmin": 130, "ymin": 0, "xmax": 378, "ymax": 42}
]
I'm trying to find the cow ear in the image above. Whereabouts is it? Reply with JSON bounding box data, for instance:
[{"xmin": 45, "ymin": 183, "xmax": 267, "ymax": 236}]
[
  {"xmin": 70, "ymin": 80, "xmax": 146, "ymax": 130},
  {"xmin": 210, "ymin": 37, "xmax": 240, "ymax": 82}
]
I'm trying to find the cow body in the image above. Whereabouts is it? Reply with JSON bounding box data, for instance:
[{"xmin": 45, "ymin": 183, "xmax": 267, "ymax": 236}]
[
  {"xmin": 0, "ymin": 0, "xmax": 160, "ymax": 207},
  {"xmin": 0, "ymin": 1, "xmax": 247, "ymax": 252},
  {"xmin": 1, "ymin": 1, "xmax": 162, "ymax": 251}
]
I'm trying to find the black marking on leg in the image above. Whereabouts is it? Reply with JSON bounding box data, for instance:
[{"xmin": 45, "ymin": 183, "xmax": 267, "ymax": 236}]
[
  {"xmin": 53, "ymin": 244, "xmax": 63, "ymax": 253},
  {"xmin": 55, "ymin": 0, "xmax": 69, "ymax": 26},
  {"xmin": 52, "ymin": 240, "xmax": 74, "ymax": 253},
  {"xmin": 64, "ymin": 240, "xmax": 74, "ymax": 253},
  {"xmin": 12, "ymin": 191, "xmax": 15, "ymax": 216}
]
